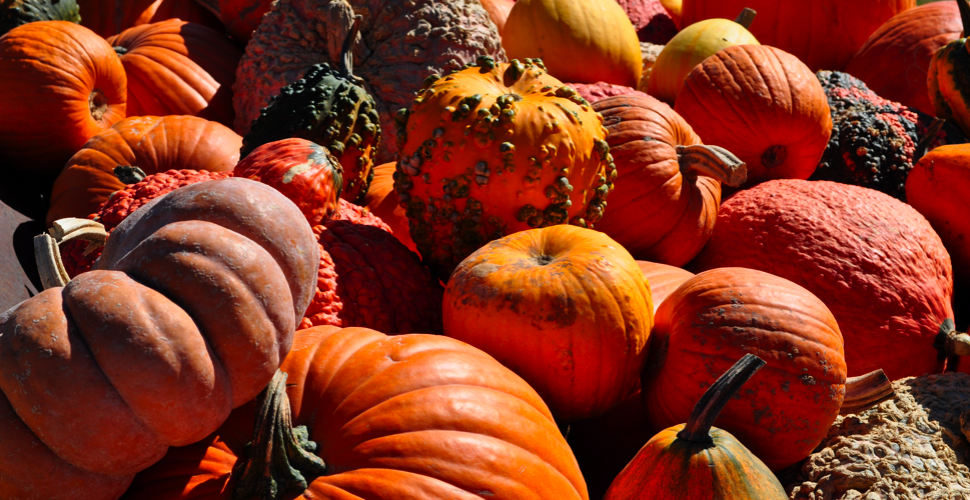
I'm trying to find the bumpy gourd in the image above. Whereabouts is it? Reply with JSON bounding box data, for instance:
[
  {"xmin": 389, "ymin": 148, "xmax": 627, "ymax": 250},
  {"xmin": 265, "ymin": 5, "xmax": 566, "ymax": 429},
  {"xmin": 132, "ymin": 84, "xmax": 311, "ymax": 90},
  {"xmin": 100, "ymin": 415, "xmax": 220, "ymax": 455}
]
[
  {"xmin": 240, "ymin": 17, "xmax": 380, "ymax": 202},
  {"xmin": 0, "ymin": 0, "xmax": 80, "ymax": 35},
  {"xmin": 395, "ymin": 56, "xmax": 616, "ymax": 280}
]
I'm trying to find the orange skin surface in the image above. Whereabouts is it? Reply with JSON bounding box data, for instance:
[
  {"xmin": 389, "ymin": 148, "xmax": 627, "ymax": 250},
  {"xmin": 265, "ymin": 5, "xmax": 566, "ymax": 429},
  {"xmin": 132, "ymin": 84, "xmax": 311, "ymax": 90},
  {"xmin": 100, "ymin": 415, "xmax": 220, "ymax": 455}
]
[{"xmin": 444, "ymin": 225, "xmax": 653, "ymax": 422}]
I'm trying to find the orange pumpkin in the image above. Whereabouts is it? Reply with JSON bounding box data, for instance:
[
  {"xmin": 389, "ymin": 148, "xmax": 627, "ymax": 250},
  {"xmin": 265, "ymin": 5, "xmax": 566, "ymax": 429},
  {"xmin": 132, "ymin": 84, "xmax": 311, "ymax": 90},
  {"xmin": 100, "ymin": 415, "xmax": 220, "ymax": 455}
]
[
  {"xmin": 47, "ymin": 115, "xmax": 242, "ymax": 226},
  {"xmin": 443, "ymin": 224, "xmax": 653, "ymax": 421},
  {"xmin": 674, "ymin": 44, "xmax": 833, "ymax": 187},
  {"xmin": 106, "ymin": 19, "xmax": 242, "ymax": 128},
  {"xmin": 361, "ymin": 162, "xmax": 418, "ymax": 253},
  {"xmin": 0, "ymin": 21, "xmax": 126, "ymax": 176}
]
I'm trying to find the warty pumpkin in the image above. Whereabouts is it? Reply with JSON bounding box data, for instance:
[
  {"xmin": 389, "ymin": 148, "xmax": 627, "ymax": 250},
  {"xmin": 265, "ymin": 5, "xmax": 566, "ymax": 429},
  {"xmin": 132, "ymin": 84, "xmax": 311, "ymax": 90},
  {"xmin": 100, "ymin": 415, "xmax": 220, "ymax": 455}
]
[
  {"xmin": 566, "ymin": 81, "xmax": 650, "ymax": 104},
  {"xmin": 233, "ymin": 0, "xmax": 505, "ymax": 163},
  {"xmin": 502, "ymin": 0, "xmax": 642, "ymax": 87},
  {"xmin": 641, "ymin": 267, "xmax": 847, "ymax": 471},
  {"xmin": 690, "ymin": 179, "xmax": 962, "ymax": 380},
  {"xmin": 615, "ymin": 0, "xmax": 678, "ymax": 44},
  {"xmin": 47, "ymin": 115, "xmax": 242, "ymax": 227},
  {"xmin": 0, "ymin": 21, "xmax": 126, "ymax": 176},
  {"xmin": 78, "ymin": 0, "xmax": 222, "ymax": 39},
  {"xmin": 240, "ymin": 17, "xmax": 381, "ymax": 203},
  {"xmin": 233, "ymin": 138, "xmax": 343, "ymax": 227},
  {"xmin": 118, "ymin": 325, "xmax": 590, "ymax": 500},
  {"xmin": 591, "ymin": 94, "xmax": 746, "ymax": 267},
  {"xmin": 606, "ymin": 354, "xmax": 788, "ymax": 499},
  {"xmin": 0, "ymin": 0, "xmax": 80, "ymax": 36},
  {"xmin": 0, "ymin": 178, "xmax": 319, "ymax": 500},
  {"xmin": 845, "ymin": 1, "xmax": 962, "ymax": 117},
  {"xmin": 443, "ymin": 224, "xmax": 653, "ymax": 422},
  {"xmin": 674, "ymin": 44, "xmax": 833, "ymax": 187},
  {"xmin": 646, "ymin": 8, "xmax": 758, "ymax": 105},
  {"xmin": 396, "ymin": 56, "xmax": 616, "ymax": 280},
  {"xmin": 106, "ymin": 19, "xmax": 242, "ymax": 129},
  {"xmin": 680, "ymin": 0, "xmax": 914, "ymax": 72}
]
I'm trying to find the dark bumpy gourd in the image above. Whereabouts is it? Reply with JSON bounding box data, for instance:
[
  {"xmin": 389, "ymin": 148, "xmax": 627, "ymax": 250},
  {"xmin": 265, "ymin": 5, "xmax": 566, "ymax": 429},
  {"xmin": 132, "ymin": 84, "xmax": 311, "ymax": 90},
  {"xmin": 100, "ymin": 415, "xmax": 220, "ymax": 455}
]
[
  {"xmin": 395, "ymin": 56, "xmax": 616, "ymax": 280},
  {"xmin": 240, "ymin": 17, "xmax": 380, "ymax": 203},
  {"xmin": 0, "ymin": 0, "xmax": 80, "ymax": 35},
  {"xmin": 811, "ymin": 70, "xmax": 964, "ymax": 201}
]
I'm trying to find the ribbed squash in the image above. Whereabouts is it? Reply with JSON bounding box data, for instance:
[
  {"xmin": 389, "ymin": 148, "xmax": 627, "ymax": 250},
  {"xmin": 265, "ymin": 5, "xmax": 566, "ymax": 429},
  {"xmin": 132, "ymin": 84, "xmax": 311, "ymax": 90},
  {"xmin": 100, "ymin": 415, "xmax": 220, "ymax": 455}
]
[
  {"xmin": 395, "ymin": 56, "xmax": 616, "ymax": 280},
  {"xmin": 78, "ymin": 0, "xmax": 222, "ymax": 39}
]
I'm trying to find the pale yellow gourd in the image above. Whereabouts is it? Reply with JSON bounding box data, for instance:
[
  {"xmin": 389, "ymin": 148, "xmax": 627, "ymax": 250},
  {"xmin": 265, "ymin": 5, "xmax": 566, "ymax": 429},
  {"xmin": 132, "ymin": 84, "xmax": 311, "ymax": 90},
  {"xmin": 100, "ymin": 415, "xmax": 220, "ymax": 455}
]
[
  {"xmin": 647, "ymin": 10, "xmax": 759, "ymax": 104},
  {"xmin": 502, "ymin": 0, "xmax": 642, "ymax": 88}
]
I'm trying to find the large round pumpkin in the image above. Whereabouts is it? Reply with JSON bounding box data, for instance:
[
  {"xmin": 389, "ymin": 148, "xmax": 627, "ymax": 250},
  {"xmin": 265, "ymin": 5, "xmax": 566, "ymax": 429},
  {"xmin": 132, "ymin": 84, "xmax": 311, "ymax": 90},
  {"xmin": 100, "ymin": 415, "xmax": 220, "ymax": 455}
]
[
  {"xmin": 0, "ymin": 178, "xmax": 318, "ymax": 500},
  {"xmin": 674, "ymin": 44, "xmax": 833, "ymax": 187},
  {"xmin": 443, "ymin": 224, "xmax": 653, "ymax": 422},
  {"xmin": 396, "ymin": 57, "xmax": 617, "ymax": 280},
  {"xmin": 47, "ymin": 115, "xmax": 242, "ymax": 226},
  {"xmin": 845, "ymin": 1, "xmax": 962, "ymax": 117},
  {"xmin": 690, "ymin": 179, "xmax": 957, "ymax": 380},
  {"xmin": 591, "ymin": 94, "xmax": 745, "ymax": 267},
  {"xmin": 118, "ymin": 325, "xmax": 590, "ymax": 500},
  {"xmin": 78, "ymin": 0, "xmax": 222, "ymax": 38},
  {"xmin": 502, "ymin": 0, "xmax": 642, "ymax": 87},
  {"xmin": 0, "ymin": 21, "xmax": 126, "ymax": 176},
  {"xmin": 642, "ymin": 267, "xmax": 847, "ymax": 471},
  {"xmin": 106, "ymin": 19, "xmax": 242, "ymax": 128},
  {"xmin": 679, "ymin": 0, "xmax": 914, "ymax": 72}
]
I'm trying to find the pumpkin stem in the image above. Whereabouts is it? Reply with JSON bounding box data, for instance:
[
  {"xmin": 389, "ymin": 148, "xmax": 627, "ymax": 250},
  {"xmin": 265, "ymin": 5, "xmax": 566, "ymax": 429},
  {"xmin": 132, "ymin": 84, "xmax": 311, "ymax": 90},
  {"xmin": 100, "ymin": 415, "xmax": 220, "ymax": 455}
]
[
  {"xmin": 839, "ymin": 369, "xmax": 895, "ymax": 415},
  {"xmin": 337, "ymin": 15, "xmax": 363, "ymax": 83},
  {"xmin": 676, "ymin": 354, "xmax": 766, "ymax": 445},
  {"xmin": 114, "ymin": 165, "xmax": 147, "ymax": 184},
  {"xmin": 33, "ymin": 218, "xmax": 108, "ymax": 289},
  {"xmin": 959, "ymin": 0, "xmax": 970, "ymax": 37},
  {"xmin": 232, "ymin": 370, "xmax": 327, "ymax": 500},
  {"xmin": 734, "ymin": 8, "xmax": 756, "ymax": 29},
  {"xmin": 915, "ymin": 117, "xmax": 946, "ymax": 161},
  {"xmin": 676, "ymin": 144, "xmax": 747, "ymax": 187}
]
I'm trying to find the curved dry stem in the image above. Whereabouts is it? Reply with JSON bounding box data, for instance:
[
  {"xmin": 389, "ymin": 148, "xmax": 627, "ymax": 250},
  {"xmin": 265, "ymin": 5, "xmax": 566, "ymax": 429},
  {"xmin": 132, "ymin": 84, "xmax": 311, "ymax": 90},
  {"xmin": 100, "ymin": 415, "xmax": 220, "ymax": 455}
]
[
  {"xmin": 839, "ymin": 369, "xmax": 895, "ymax": 415},
  {"xmin": 34, "ymin": 218, "xmax": 108, "ymax": 290},
  {"xmin": 677, "ymin": 353, "xmax": 766, "ymax": 444},
  {"xmin": 676, "ymin": 144, "xmax": 748, "ymax": 187},
  {"xmin": 914, "ymin": 117, "xmax": 946, "ymax": 161},
  {"xmin": 338, "ymin": 15, "xmax": 363, "ymax": 82},
  {"xmin": 734, "ymin": 8, "xmax": 757, "ymax": 29}
]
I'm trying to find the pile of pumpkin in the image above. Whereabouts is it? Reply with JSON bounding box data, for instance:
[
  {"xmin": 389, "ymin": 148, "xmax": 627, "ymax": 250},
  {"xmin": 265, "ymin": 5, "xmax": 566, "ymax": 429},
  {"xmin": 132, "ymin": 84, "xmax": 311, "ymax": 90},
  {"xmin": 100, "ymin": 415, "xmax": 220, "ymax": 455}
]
[{"xmin": 2, "ymin": 0, "xmax": 970, "ymax": 499}]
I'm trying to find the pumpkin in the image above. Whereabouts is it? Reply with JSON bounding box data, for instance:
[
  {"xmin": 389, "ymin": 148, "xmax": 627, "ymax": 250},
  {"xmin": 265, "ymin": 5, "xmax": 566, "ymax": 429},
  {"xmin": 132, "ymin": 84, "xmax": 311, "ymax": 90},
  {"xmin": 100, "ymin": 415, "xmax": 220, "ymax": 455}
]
[
  {"xmin": 606, "ymin": 354, "xmax": 788, "ymax": 499},
  {"xmin": 642, "ymin": 267, "xmax": 847, "ymax": 470},
  {"xmin": 615, "ymin": 0, "xmax": 678, "ymax": 44},
  {"xmin": 0, "ymin": 178, "xmax": 318, "ymax": 499},
  {"xmin": 591, "ymin": 94, "xmax": 746, "ymax": 267},
  {"xmin": 660, "ymin": 0, "xmax": 681, "ymax": 27},
  {"xmin": 566, "ymin": 81, "xmax": 650, "ymax": 103},
  {"xmin": 0, "ymin": 21, "xmax": 126, "ymax": 176},
  {"xmin": 233, "ymin": 138, "xmax": 343, "ymax": 227},
  {"xmin": 47, "ymin": 115, "xmax": 242, "ymax": 227},
  {"xmin": 240, "ymin": 17, "xmax": 381, "ymax": 203},
  {"xmin": 689, "ymin": 179, "xmax": 960, "ymax": 380},
  {"xmin": 443, "ymin": 224, "xmax": 653, "ymax": 422},
  {"xmin": 119, "ymin": 325, "xmax": 590, "ymax": 500},
  {"xmin": 675, "ymin": 44, "xmax": 833, "ymax": 187},
  {"xmin": 480, "ymin": 0, "xmax": 514, "ymax": 36},
  {"xmin": 680, "ymin": 0, "xmax": 914, "ymax": 72},
  {"xmin": 566, "ymin": 261, "xmax": 692, "ymax": 499},
  {"xmin": 0, "ymin": 0, "xmax": 80, "ymax": 35},
  {"xmin": 106, "ymin": 19, "xmax": 242, "ymax": 129},
  {"xmin": 78, "ymin": 0, "xmax": 222, "ymax": 39},
  {"xmin": 813, "ymin": 70, "xmax": 965, "ymax": 200},
  {"xmin": 396, "ymin": 57, "xmax": 616, "ymax": 280},
  {"xmin": 646, "ymin": 9, "xmax": 758, "ymax": 105},
  {"xmin": 233, "ymin": 0, "xmax": 505, "ymax": 163},
  {"xmin": 217, "ymin": 0, "xmax": 273, "ymax": 42},
  {"xmin": 907, "ymin": 144, "xmax": 970, "ymax": 285},
  {"xmin": 845, "ymin": 1, "xmax": 961, "ymax": 117},
  {"xmin": 928, "ymin": 0, "xmax": 970, "ymax": 138},
  {"xmin": 61, "ymin": 169, "xmax": 234, "ymax": 277},
  {"xmin": 361, "ymin": 161, "xmax": 418, "ymax": 253},
  {"xmin": 502, "ymin": 0, "xmax": 642, "ymax": 87}
]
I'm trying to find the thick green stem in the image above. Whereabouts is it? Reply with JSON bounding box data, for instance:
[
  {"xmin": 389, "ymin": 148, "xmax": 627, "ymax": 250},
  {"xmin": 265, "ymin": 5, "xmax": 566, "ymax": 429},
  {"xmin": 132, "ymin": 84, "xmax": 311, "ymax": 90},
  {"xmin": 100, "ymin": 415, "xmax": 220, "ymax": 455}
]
[
  {"xmin": 232, "ymin": 370, "xmax": 327, "ymax": 500},
  {"xmin": 734, "ymin": 8, "xmax": 756, "ymax": 29},
  {"xmin": 677, "ymin": 354, "xmax": 765, "ymax": 444}
]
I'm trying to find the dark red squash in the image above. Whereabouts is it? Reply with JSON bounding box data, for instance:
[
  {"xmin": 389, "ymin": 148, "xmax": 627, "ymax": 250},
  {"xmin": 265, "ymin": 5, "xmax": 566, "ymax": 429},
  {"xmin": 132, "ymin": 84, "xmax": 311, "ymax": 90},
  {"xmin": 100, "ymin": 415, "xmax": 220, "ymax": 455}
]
[
  {"xmin": 674, "ymin": 44, "xmax": 833, "ymax": 188},
  {"xmin": 0, "ymin": 21, "xmax": 126, "ymax": 176},
  {"xmin": 845, "ymin": 1, "xmax": 962, "ymax": 117},
  {"xmin": 642, "ymin": 267, "xmax": 847, "ymax": 471},
  {"xmin": 592, "ymin": 94, "xmax": 746, "ymax": 267},
  {"xmin": 118, "ymin": 325, "xmax": 590, "ymax": 500},
  {"xmin": 78, "ymin": 0, "xmax": 222, "ymax": 38},
  {"xmin": 690, "ymin": 179, "xmax": 959, "ymax": 381},
  {"xmin": 106, "ymin": 19, "xmax": 242, "ymax": 128}
]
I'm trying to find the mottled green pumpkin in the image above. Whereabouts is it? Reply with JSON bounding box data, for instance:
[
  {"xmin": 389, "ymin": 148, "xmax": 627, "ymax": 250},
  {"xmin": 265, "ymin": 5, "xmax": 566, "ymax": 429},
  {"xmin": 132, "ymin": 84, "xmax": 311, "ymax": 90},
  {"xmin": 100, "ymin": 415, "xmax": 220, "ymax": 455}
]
[{"xmin": 0, "ymin": 0, "xmax": 80, "ymax": 35}]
